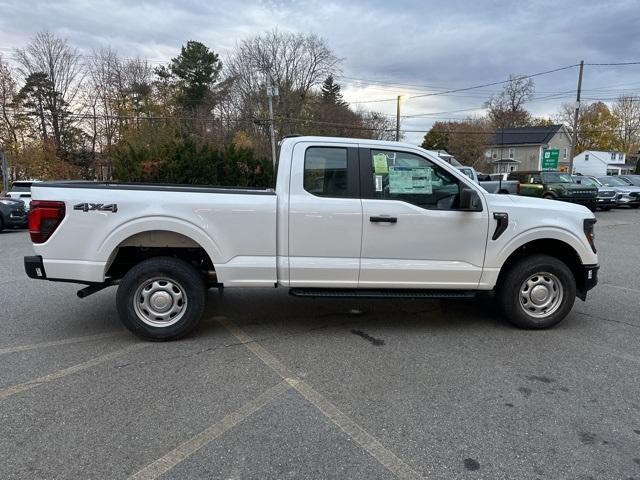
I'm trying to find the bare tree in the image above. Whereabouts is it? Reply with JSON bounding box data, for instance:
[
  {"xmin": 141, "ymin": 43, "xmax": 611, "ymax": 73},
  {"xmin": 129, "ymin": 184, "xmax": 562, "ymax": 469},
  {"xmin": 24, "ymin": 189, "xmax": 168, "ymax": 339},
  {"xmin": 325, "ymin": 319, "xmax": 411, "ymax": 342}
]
[
  {"xmin": 84, "ymin": 48, "xmax": 156, "ymax": 178},
  {"xmin": 15, "ymin": 31, "xmax": 84, "ymax": 153},
  {"xmin": 0, "ymin": 54, "xmax": 19, "ymax": 148},
  {"xmin": 486, "ymin": 74, "xmax": 534, "ymax": 128},
  {"xmin": 612, "ymin": 95, "xmax": 640, "ymax": 153},
  {"xmin": 226, "ymin": 29, "xmax": 340, "ymax": 146},
  {"xmin": 357, "ymin": 110, "xmax": 396, "ymax": 141}
]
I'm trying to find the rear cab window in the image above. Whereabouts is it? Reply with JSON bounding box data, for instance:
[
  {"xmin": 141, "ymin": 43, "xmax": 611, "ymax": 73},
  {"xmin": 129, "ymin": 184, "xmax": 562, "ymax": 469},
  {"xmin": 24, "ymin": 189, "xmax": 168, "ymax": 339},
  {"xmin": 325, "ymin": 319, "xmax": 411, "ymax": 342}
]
[{"xmin": 303, "ymin": 147, "xmax": 349, "ymax": 197}]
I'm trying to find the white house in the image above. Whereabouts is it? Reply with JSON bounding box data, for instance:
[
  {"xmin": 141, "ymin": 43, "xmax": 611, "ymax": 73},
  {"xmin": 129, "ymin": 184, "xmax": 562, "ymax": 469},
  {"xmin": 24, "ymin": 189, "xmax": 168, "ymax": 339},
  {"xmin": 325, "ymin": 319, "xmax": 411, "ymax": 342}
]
[{"xmin": 572, "ymin": 150, "xmax": 635, "ymax": 176}]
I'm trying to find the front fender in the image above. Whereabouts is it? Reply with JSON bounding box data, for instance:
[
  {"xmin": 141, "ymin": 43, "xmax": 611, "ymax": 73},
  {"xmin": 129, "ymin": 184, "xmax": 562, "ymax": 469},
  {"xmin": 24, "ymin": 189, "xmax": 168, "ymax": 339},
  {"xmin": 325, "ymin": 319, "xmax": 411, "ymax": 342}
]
[{"xmin": 489, "ymin": 226, "xmax": 596, "ymax": 268}]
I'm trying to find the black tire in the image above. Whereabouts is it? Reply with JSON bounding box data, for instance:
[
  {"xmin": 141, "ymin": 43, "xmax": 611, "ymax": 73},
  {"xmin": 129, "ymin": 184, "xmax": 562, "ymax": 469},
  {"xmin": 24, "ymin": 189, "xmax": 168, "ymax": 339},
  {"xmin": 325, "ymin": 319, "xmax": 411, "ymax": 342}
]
[
  {"xmin": 0, "ymin": 216, "xmax": 4, "ymax": 233},
  {"xmin": 542, "ymin": 193, "xmax": 555, "ymax": 200},
  {"xmin": 116, "ymin": 257, "xmax": 206, "ymax": 341},
  {"xmin": 497, "ymin": 254, "xmax": 576, "ymax": 329}
]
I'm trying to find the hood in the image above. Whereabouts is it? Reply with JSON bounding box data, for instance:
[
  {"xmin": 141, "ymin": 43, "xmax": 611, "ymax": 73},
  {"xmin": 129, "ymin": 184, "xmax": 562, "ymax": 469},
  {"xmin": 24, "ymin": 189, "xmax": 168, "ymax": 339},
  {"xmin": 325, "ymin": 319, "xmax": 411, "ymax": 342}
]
[
  {"xmin": 499, "ymin": 193, "xmax": 592, "ymax": 215},
  {"xmin": 556, "ymin": 183, "xmax": 597, "ymax": 191},
  {"xmin": 0, "ymin": 197, "xmax": 25, "ymax": 207},
  {"xmin": 610, "ymin": 186, "xmax": 640, "ymax": 194}
]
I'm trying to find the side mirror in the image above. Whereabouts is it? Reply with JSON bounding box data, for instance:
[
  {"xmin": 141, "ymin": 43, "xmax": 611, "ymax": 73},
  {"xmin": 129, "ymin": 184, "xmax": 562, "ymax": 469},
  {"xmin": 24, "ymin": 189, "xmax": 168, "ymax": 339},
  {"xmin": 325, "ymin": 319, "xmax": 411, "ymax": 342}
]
[{"xmin": 460, "ymin": 187, "xmax": 483, "ymax": 211}]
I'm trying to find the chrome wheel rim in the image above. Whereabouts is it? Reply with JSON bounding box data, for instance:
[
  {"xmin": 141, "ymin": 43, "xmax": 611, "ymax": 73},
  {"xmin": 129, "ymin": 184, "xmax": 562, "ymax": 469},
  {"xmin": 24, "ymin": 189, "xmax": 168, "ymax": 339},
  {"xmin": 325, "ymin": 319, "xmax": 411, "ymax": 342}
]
[
  {"xmin": 133, "ymin": 277, "xmax": 187, "ymax": 327},
  {"xmin": 519, "ymin": 272, "xmax": 564, "ymax": 319}
]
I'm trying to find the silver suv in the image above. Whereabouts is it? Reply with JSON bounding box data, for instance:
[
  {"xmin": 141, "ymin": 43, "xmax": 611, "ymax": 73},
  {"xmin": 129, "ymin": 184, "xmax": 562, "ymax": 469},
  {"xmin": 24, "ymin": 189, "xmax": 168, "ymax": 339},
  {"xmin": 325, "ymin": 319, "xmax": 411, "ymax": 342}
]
[
  {"xmin": 572, "ymin": 176, "xmax": 616, "ymax": 210},
  {"xmin": 596, "ymin": 176, "xmax": 640, "ymax": 208}
]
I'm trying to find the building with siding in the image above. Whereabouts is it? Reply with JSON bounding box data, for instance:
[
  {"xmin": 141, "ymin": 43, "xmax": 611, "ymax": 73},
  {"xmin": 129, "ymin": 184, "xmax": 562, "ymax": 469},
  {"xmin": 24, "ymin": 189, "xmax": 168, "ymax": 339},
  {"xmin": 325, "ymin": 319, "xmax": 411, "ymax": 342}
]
[
  {"xmin": 485, "ymin": 125, "xmax": 572, "ymax": 173},
  {"xmin": 573, "ymin": 150, "xmax": 636, "ymax": 176}
]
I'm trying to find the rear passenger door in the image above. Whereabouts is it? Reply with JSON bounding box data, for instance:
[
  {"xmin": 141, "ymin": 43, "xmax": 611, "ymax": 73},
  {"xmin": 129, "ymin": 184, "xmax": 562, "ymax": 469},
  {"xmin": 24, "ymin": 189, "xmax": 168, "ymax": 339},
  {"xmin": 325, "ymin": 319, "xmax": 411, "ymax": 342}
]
[{"xmin": 288, "ymin": 141, "xmax": 362, "ymax": 287}]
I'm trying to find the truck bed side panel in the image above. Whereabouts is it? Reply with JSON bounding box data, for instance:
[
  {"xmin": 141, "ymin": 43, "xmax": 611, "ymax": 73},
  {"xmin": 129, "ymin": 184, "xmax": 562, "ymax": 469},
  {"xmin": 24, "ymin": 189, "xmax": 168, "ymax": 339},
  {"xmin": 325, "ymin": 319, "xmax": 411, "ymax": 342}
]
[{"xmin": 30, "ymin": 185, "xmax": 277, "ymax": 286}]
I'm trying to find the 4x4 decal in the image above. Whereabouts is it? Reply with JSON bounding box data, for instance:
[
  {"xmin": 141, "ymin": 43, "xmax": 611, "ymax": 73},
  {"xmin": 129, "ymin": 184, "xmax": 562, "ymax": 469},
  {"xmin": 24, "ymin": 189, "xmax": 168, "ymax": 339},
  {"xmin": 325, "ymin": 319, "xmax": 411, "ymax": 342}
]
[{"xmin": 73, "ymin": 203, "xmax": 118, "ymax": 213}]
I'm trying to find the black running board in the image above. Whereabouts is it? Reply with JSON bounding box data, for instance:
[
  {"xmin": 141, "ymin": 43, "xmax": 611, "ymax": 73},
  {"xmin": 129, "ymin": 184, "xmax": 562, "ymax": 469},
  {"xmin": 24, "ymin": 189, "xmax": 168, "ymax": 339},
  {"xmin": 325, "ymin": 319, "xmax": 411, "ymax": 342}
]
[{"xmin": 289, "ymin": 288, "xmax": 477, "ymax": 299}]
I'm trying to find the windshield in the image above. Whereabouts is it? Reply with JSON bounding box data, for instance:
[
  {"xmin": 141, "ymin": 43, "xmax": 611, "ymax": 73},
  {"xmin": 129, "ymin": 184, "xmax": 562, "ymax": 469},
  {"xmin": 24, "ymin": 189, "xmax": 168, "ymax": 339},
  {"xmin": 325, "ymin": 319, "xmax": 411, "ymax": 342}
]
[
  {"xmin": 573, "ymin": 176, "xmax": 600, "ymax": 187},
  {"xmin": 542, "ymin": 172, "xmax": 573, "ymax": 183},
  {"xmin": 458, "ymin": 168, "xmax": 474, "ymax": 180},
  {"xmin": 621, "ymin": 176, "xmax": 640, "ymax": 186},
  {"xmin": 598, "ymin": 176, "xmax": 629, "ymax": 187}
]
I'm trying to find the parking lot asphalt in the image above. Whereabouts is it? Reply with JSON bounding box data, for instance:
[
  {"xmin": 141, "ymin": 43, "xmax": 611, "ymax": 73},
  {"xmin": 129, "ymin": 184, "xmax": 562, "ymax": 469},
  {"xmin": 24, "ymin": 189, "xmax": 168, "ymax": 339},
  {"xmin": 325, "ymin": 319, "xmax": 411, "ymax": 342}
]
[{"xmin": 1, "ymin": 208, "xmax": 640, "ymax": 480}]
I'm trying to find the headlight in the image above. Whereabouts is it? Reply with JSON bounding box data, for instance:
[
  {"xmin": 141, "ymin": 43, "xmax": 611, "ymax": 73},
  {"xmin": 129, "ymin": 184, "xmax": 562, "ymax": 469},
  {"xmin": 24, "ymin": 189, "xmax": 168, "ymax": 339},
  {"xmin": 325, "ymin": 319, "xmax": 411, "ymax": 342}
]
[{"xmin": 583, "ymin": 218, "xmax": 596, "ymax": 253}]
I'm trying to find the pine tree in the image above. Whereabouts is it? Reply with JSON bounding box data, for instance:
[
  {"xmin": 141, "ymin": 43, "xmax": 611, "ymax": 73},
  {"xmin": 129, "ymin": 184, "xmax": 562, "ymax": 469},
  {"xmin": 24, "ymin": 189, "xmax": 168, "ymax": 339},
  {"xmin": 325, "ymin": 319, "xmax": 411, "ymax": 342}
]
[
  {"xmin": 320, "ymin": 75, "xmax": 345, "ymax": 106},
  {"xmin": 169, "ymin": 41, "xmax": 222, "ymax": 110}
]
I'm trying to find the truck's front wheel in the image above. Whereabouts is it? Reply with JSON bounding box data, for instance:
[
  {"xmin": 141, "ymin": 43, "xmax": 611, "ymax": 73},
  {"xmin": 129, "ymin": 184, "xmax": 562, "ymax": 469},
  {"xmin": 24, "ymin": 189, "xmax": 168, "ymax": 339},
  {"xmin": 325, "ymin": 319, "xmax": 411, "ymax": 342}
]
[
  {"xmin": 497, "ymin": 254, "xmax": 576, "ymax": 329},
  {"xmin": 116, "ymin": 257, "xmax": 206, "ymax": 341}
]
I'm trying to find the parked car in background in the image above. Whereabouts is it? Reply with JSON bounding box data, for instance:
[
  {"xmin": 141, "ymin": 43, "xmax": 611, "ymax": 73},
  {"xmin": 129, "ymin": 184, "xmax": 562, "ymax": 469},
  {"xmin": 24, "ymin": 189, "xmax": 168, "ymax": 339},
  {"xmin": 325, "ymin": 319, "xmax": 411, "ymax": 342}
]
[
  {"xmin": 0, "ymin": 197, "xmax": 27, "ymax": 232},
  {"xmin": 572, "ymin": 176, "xmax": 617, "ymax": 210},
  {"xmin": 507, "ymin": 171, "xmax": 598, "ymax": 211},
  {"xmin": 618, "ymin": 175, "xmax": 640, "ymax": 187},
  {"xmin": 6, "ymin": 180, "xmax": 41, "ymax": 211},
  {"xmin": 457, "ymin": 166, "xmax": 520, "ymax": 194},
  {"xmin": 596, "ymin": 176, "xmax": 640, "ymax": 208}
]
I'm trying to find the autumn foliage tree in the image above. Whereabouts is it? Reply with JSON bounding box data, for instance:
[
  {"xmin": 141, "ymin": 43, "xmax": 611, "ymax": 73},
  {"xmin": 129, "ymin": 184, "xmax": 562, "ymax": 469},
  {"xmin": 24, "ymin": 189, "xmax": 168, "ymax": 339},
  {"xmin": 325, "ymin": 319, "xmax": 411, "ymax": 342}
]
[{"xmin": 485, "ymin": 74, "xmax": 535, "ymax": 128}]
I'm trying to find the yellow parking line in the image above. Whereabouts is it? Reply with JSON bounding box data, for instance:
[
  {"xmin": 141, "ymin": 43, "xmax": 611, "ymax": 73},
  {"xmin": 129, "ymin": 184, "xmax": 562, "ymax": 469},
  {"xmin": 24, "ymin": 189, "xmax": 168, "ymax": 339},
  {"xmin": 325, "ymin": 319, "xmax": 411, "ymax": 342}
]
[
  {"xmin": 0, "ymin": 343, "xmax": 145, "ymax": 401},
  {"xmin": 128, "ymin": 380, "xmax": 292, "ymax": 480},
  {"xmin": 215, "ymin": 316, "xmax": 424, "ymax": 480},
  {"xmin": 0, "ymin": 332, "xmax": 121, "ymax": 356}
]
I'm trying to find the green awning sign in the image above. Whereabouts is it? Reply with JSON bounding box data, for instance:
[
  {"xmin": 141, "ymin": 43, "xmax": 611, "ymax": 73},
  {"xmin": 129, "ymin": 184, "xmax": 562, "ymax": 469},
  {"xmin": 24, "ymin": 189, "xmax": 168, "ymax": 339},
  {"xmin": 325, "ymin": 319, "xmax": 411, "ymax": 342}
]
[{"xmin": 542, "ymin": 149, "xmax": 559, "ymax": 170}]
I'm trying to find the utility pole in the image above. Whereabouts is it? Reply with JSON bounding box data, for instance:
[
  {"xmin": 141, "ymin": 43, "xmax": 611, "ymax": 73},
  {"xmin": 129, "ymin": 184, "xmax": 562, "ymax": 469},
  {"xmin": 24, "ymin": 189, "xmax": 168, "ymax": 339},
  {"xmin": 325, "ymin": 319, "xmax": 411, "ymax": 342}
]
[
  {"xmin": 266, "ymin": 74, "xmax": 278, "ymax": 166},
  {"xmin": 569, "ymin": 60, "xmax": 584, "ymax": 174},
  {"xmin": 1, "ymin": 151, "xmax": 9, "ymax": 194},
  {"xmin": 395, "ymin": 95, "xmax": 402, "ymax": 141}
]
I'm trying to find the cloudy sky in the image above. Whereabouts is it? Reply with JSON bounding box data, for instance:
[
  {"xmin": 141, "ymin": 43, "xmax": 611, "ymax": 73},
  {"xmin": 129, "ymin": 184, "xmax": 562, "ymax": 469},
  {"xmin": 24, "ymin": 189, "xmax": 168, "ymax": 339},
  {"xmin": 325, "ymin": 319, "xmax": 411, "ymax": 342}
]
[{"xmin": 1, "ymin": 0, "xmax": 639, "ymax": 143}]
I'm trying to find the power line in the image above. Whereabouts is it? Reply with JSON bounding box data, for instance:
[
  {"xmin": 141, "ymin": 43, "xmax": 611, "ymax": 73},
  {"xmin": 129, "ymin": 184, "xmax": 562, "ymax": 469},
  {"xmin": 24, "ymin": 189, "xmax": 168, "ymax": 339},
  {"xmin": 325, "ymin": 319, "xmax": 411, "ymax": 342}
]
[
  {"xmin": 347, "ymin": 64, "xmax": 580, "ymax": 104},
  {"xmin": 585, "ymin": 61, "xmax": 640, "ymax": 66}
]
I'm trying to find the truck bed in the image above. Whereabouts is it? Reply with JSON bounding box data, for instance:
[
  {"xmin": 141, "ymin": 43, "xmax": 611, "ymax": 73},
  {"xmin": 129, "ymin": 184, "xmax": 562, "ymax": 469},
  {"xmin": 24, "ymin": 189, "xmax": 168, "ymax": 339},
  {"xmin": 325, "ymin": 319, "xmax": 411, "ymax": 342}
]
[{"xmin": 30, "ymin": 181, "xmax": 278, "ymax": 286}]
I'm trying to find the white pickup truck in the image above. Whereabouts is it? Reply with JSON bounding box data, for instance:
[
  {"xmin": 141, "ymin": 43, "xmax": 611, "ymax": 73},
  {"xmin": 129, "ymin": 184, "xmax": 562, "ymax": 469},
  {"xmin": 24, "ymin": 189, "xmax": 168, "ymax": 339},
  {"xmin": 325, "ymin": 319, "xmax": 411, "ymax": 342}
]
[{"xmin": 24, "ymin": 136, "xmax": 599, "ymax": 340}]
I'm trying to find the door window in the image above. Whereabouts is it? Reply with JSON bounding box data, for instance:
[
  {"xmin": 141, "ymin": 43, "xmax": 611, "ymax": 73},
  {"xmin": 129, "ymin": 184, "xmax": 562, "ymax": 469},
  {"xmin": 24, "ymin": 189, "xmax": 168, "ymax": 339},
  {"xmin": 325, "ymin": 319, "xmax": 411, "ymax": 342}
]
[
  {"xmin": 304, "ymin": 147, "xmax": 349, "ymax": 197},
  {"xmin": 369, "ymin": 149, "xmax": 461, "ymax": 210}
]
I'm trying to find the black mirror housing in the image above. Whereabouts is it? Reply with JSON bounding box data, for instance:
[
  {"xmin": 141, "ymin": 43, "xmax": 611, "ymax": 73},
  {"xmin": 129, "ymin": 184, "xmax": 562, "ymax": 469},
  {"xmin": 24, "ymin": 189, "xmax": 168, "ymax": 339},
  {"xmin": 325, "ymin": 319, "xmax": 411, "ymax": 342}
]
[{"xmin": 460, "ymin": 187, "xmax": 483, "ymax": 211}]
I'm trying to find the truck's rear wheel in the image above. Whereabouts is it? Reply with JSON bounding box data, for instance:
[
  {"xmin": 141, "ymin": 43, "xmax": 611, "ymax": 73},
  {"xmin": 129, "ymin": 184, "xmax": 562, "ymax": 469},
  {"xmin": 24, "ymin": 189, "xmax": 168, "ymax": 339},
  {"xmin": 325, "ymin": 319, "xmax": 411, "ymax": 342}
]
[
  {"xmin": 116, "ymin": 257, "xmax": 206, "ymax": 341},
  {"xmin": 497, "ymin": 254, "xmax": 576, "ymax": 329}
]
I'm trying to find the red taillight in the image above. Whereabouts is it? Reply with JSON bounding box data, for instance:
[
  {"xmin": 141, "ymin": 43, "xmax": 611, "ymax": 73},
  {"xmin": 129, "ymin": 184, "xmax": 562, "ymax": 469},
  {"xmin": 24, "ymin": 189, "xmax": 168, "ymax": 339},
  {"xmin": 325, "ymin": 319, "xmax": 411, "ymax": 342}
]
[
  {"xmin": 28, "ymin": 200, "xmax": 66, "ymax": 243},
  {"xmin": 516, "ymin": 181, "xmax": 521, "ymax": 195}
]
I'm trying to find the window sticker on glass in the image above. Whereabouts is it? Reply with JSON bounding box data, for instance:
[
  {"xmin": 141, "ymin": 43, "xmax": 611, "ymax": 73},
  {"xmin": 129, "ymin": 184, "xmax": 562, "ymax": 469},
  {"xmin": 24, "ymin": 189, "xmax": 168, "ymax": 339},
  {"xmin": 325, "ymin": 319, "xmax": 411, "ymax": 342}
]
[
  {"xmin": 412, "ymin": 167, "xmax": 433, "ymax": 194},
  {"xmin": 373, "ymin": 153, "xmax": 389, "ymax": 174},
  {"xmin": 388, "ymin": 166, "xmax": 433, "ymax": 194},
  {"xmin": 375, "ymin": 175, "xmax": 383, "ymax": 192},
  {"xmin": 388, "ymin": 166, "xmax": 413, "ymax": 193}
]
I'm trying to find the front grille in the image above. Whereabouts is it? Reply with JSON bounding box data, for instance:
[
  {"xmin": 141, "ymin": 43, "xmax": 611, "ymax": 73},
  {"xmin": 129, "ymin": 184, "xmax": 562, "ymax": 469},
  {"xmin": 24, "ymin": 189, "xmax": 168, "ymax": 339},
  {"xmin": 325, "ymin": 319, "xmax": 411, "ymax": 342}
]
[
  {"xmin": 631, "ymin": 192, "xmax": 640, "ymax": 198},
  {"xmin": 599, "ymin": 190, "xmax": 616, "ymax": 198},
  {"xmin": 571, "ymin": 189, "xmax": 596, "ymax": 195}
]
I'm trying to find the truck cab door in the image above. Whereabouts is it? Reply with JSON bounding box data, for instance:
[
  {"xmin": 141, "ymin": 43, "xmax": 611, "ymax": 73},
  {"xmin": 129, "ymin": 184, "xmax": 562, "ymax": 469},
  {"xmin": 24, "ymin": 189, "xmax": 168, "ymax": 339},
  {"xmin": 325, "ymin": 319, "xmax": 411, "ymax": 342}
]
[
  {"xmin": 288, "ymin": 142, "xmax": 362, "ymax": 287},
  {"xmin": 359, "ymin": 147, "xmax": 489, "ymax": 289}
]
